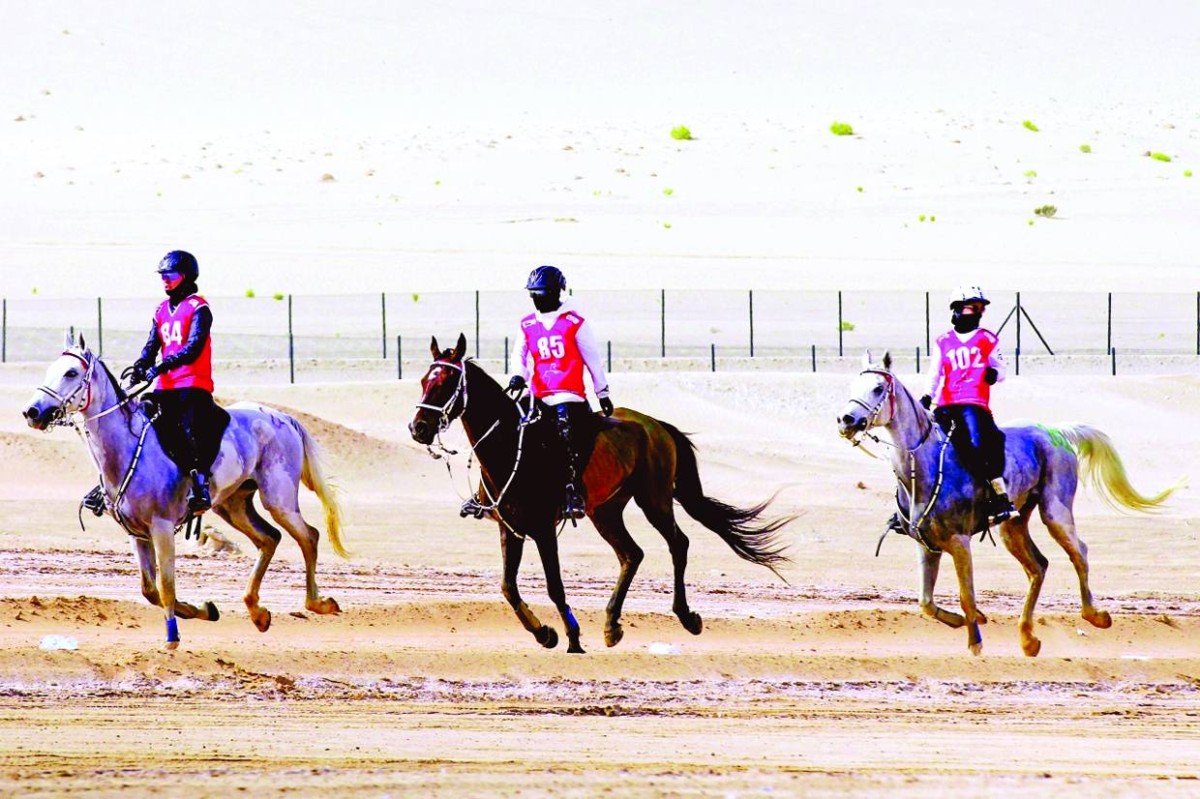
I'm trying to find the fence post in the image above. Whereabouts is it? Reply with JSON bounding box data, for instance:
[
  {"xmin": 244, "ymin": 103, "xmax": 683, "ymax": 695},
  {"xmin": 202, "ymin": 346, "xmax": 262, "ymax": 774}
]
[
  {"xmin": 1015, "ymin": 346, "xmax": 1020, "ymax": 376},
  {"xmin": 915, "ymin": 346, "xmax": 920, "ymax": 374},
  {"xmin": 397, "ymin": 335, "xmax": 402, "ymax": 379},
  {"xmin": 660, "ymin": 289, "xmax": 666, "ymax": 358},
  {"xmin": 811, "ymin": 344, "xmax": 816, "ymax": 373},
  {"xmin": 1016, "ymin": 291, "xmax": 1022, "ymax": 354},
  {"xmin": 475, "ymin": 290, "xmax": 480, "ymax": 358},
  {"xmin": 607, "ymin": 340, "xmax": 612, "ymax": 373},
  {"xmin": 837, "ymin": 291, "xmax": 844, "ymax": 357},
  {"xmin": 711, "ymin": 343, "xmax": 716, "ymax": 372},
  {"xmin": 1111, "ymin": 347, "xmax": 1116, "ymax": 376},
  {"xmin": 1195, "ymin": 291, "xmax": 1198, "ymax": 355},
  {"xmin": 97, "ymin": 297, "xmax": 103, "ymax": 357},
  {"xmin": 381, "ymin": 292, "xmax": 387, "ymax": 359},
  {"xmin": 288, "ymin": 294, "xmax": 295, "ymax": 384},
  {"xmin": 748, "ymin": 290, "xmax": 754, "ymax": 357},
  {"xmin": 1107, "ymin": 292, "xmax": 1112, "ymax": 354},
  {"xmin": 504, "ymin": 336, "xmax": 509, "ymax": 373},
  {"xmin": 925, "ymin": 291, "xmax": 931, "ymax": 355}
]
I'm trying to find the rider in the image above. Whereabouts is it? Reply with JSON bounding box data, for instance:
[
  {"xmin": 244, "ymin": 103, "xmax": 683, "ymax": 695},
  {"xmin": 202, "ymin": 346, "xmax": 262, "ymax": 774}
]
[
  {"xmin": 464, "ymin": 265, "xmax": 613, "ymax": 521},
  {"xmin": 925, "ymin": 285, "xmax": 1014, "ymax": 524},
  {"xmin": 82, "ymin": 250, "xmax": 217, "ymax": 517}
]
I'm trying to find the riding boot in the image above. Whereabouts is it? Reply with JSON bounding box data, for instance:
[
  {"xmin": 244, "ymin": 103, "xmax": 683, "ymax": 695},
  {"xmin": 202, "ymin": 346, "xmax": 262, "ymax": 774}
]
[
  {"xmin": 555, "ymin": 406, "xmax": 587, "ymax": 523},
  {"xmin": 188, "ymin": 469, "xmax": 212, "ymax": 516},
  {"xmin": 987, "ymin": 477, "xmax": 1015, "ymax": 523},
  {"xmin": 81, "ymin": 484, "xmax": 106, "ymax": 517},
  {"xmin": 460, "ymin": 484, "xmax": 489, "ymax": 519}
]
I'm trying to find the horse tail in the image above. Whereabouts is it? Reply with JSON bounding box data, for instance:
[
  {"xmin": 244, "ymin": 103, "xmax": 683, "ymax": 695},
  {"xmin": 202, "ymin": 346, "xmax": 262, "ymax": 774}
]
[
  {"xmin": 1057, "ymin": 424, "xmax": 1183, "ymax": 512},
  {"xmin": 296, "ymin": 419, "xmax": 350, "ymax": 559},
  {"xmin": 661, "ymin": 421, "xmax": 793, "ymax": 579}
]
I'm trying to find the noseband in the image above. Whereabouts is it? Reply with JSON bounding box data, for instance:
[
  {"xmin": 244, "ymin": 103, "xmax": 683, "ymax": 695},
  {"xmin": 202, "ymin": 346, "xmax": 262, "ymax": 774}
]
[
  {"xmin": 414, "ymin": 360, "xmax": 469, "ymax": 435},
  {"xmin": 848, "ymin": 368, "xmax": 897, "ymax": 430},
  {"xmin": 36, "ymin": 351, "xmax": 98, "ymax": 423}
]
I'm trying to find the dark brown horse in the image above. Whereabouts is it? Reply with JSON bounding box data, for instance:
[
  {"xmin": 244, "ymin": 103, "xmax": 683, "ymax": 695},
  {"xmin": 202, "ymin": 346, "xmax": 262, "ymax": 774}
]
[{"xmin": 409, "ymin": 334, "xmax": 792, "ymax": 653}]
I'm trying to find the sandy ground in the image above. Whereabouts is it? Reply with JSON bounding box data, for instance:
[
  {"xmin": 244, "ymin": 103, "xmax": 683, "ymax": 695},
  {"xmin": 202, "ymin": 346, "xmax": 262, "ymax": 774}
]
[
  {"xmin": 3, "ymin": 369, "xmax": 1199, "ymax": 797},
  {"xmin": 4, "ymin": 2, "xmax": 1200, "ymax": 796}
]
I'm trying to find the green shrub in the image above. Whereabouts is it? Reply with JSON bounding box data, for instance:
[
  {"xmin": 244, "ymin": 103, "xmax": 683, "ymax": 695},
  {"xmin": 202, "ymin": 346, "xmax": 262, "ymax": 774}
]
[
  {"xmin": 1186, "ymin": 170, "xmax": 1194, "ymax": 178},
  {"xmin": 839, "ymin": 320, "xmax": 855, "ymax": 332},
  {"xmin": 411, "ymin": 293, "xmax": 420, "ymax": 303},
  {"xmin": 1079, "ymin": 143, "xmax": 1092, "ymax": 153},
  {"xmin": 830, "ymin": 121, "xmax": 854, "ymax": 136},
  {"xmin": 670, "ymin": 125, "xmax": 693, "ymax": 141},
  {"xmin": 1034, "ymin": 204, "xmax": 1057, "ymax": 218},
  {"xmin": 245, "ymin": 289, "xmax": 256, "ymax": 299},
  {"xmin": 1151, "ymin": 152, "xmax": 1171, "ymax": 162},
  {"xmin": 273, "ymin": 292, "xmax": 284, "ymax": 301},
  {"xmin": 1024, "ymin": 170, "xmax": 1038, "ymax": 178},
  {"xmin": 1022, "ymin": 120, "xmax": 1039, "ymax": 132}
]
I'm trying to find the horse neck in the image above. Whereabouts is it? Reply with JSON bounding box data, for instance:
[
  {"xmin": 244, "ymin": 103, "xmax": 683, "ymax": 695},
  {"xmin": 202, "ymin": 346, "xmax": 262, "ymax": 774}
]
[
  {"xmin": 459, "ymin": 362, "xmax": 519, "ymax": 472},
  {"xmin": 80, "ymin": 367, "xmax": 140, "ymax": 486},
  {"xmin": 881, "ymin": 378, "xmax": 938, "ymax": 474}
]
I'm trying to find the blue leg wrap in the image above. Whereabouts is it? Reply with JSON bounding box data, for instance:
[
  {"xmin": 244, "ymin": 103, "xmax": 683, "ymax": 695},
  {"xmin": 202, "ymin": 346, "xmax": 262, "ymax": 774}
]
[
  {"xmin": 166, "ymin": 617, "xmax": 180, "ymax": 643},
  {"xmin": 565, "ymin": 607, "xmax": 579, "ymax": 631}
]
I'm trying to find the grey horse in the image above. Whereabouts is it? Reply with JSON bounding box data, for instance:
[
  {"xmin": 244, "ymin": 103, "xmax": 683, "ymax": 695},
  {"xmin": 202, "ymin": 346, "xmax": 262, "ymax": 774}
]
[
  {"xmin": 23, "ymin": 332, "xmax": 347, "ymax": 649},
  {"xmin": 837, "ymin": 350, "xmax": 1180, "ymax": 656}
]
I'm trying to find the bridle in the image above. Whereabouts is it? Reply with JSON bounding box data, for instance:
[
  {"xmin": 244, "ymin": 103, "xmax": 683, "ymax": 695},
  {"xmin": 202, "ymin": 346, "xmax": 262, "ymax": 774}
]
[
  {"xmin": 846, "ymin": 367, "xmax": 949, "ymax": 553},
  {"xmin": 414, "ymin": 359, "xmax": 540, "ymax": 535}
]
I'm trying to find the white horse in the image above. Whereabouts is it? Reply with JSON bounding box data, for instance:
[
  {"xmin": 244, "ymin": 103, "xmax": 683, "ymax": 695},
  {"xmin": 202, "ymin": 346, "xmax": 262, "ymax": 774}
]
[{"xmin": 23, "ymin": 332, "xmax": 348, "ymax": 649}]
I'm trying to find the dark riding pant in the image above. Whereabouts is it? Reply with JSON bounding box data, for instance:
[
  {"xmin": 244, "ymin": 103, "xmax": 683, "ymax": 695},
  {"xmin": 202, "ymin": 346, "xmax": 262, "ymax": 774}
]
[
  {"xmin": 933, "ymin": 403, "xmax": 1006, "ymax": 484},
  {"xmin": 152, "ymin": 388, "xmax": 218, "ymax": 475}
]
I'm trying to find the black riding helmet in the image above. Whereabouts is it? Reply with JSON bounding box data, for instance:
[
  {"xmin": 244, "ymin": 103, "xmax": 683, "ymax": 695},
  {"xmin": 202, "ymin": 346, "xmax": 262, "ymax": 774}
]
[
  {"xmin": 157, "ymin": 250, "xmax": 199, "ymax": 282},
  {"xmin": 525, "ymin": 264, "xmax": 566, "ymax": 294}
]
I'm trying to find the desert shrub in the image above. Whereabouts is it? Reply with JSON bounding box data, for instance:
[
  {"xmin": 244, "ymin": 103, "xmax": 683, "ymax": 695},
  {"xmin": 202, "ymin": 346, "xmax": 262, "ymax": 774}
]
[
  {"xmin": 830, "ymin": 121, "xmax": 854, "ymax": 136},
  {"xmin": 1022, "ymin": 120, "xmax": 1039, "ymax": 132},
  {"xmin": 670, "ymin": 126, "xmax": 693, "ymax": 141}
]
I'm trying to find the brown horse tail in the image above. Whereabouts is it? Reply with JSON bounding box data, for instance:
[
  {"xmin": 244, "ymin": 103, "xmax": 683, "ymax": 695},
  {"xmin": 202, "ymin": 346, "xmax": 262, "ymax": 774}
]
[
  {"xmin": 296, "ymin": 419, "xmax": 350, "ymax": 559},
  {"xmin": 662, "ymin": 421, "xmax": 793, "ymax": 580}
]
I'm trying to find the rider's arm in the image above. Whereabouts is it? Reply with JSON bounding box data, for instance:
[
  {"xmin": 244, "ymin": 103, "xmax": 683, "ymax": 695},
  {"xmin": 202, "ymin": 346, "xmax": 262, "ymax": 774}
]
[
  {"xmin": 136, "ymin": 320, "xmax": 161, "ymax": 368},
  {"xmin": 575, "ymin": 320, "xmax": 610, "ymax": 399},
  {"xmin": 987, "ymin": 347, "xmax": 1007, "ymax": 384},
  {"xmin": 156, "ymin": 306, "xmax": 212, "ymax": 373}
]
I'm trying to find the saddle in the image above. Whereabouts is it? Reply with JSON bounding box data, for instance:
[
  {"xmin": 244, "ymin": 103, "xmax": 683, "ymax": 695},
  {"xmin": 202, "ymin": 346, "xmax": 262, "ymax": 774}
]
[{"xmin": 141, "ymin": 394, "xmax": 231, "ymax": 474}]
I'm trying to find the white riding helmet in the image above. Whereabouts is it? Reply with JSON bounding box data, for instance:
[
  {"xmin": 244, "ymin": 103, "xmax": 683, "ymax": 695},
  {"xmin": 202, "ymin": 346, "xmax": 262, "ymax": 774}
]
[{"xmin": 949, "ymin": 285, "xmax": 989, "ymax": 309}]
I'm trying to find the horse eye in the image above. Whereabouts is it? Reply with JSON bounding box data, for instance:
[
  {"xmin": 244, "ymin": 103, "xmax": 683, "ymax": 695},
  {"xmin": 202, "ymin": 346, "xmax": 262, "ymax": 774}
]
[
  {"xmin": 872, "ymin": 385, "xmax": 884, "ymax": 394},
  {"xmin": 65, "ymin": 369, "xmax": 78, "ymax": 378}
]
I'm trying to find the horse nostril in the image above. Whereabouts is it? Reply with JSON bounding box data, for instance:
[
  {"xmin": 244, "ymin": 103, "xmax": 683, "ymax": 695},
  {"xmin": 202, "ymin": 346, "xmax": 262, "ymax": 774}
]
[
  {"xmin": 840, "ymin": 414, "xmax": 855, "ymax": 426},
  {"xmin": 23, "ymin": 406, "xmax": 39, "ymax": 420}
]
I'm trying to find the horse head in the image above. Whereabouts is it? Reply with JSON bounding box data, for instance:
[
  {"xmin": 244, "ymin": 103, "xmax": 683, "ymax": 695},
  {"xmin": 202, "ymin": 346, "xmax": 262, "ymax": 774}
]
[
  {"xmin": 409, "ymin": 332, "xmax": 469, "ymax": 445},
  {"xmin": 24, "ymin": 330, "xmax": 102, "ymax": 430},
  {"xmin": 837, "ymin": 349, "xmax": 898, "ymax": 439}
]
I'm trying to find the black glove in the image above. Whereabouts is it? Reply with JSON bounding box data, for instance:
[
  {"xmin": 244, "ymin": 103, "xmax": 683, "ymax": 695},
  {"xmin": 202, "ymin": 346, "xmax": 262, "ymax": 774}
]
[
  {"xmin": 919, "ymin": 394, "xmax": 932, "ymax": 411},
  {"xmin": 599, "ymin": 397, "xmax": 614, "ymax": 417},
  {"xmin": 121, "ymin": 363, "xmax": 148, "ymax": 385},
  {"xmin": 505, "ymin": 375, "xmax": 526, "ymax": 396},
  {"xmin": 983, "ymin": 367, "xmax": 998, "ymax": 385}
]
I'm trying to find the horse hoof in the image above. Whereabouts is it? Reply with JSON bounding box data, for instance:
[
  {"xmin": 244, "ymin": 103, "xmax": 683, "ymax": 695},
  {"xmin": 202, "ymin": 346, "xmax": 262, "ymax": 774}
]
[
  {"xmin": 1022, "ymin": 638, "xmax": 1042, "ymax": 657},
  {"xmin": 683, "ymin": 612, "xmax": 703, "ymax": 636},
  {"xmin": 1086, "ymin": 609, "xmax": 1113, "ymax": 629},
  {"xmin": 969, "ymin": 642, "xmax": 983, "ymax": 656},
  {"xmin": 251, "ymin": 608, "xmax": 272, "ymax": 633},
  {"xmin": 164, "ymin": 640, "xmax": 180, "ymax": 651},
  {"xmin": 976, "ymin": 611, "xmax": 989, "ymax": 625},
  {"xmin": 605, "ymin": 625, "xmax": 624, "ymax": 648},
  {"xmin": 536, "ymin": 625, "xmax": 558, "ymax": 649},
  {"xmin": 306, "ymin": 597, "xmax": 341, "ymax": 615},
  {"xmin": 204, "ymin": 601, "xmax": 220, "ymax": 622},
  {"xmin": 567, "ymin": 641, "xmax": 586, "ymax": 655}
]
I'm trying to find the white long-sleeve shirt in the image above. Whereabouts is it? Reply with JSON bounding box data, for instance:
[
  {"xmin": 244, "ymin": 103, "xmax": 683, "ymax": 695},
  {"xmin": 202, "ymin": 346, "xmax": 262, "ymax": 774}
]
[{"xmin": 512, "ymin": 299, "xmax": 610, "ymax": 406}]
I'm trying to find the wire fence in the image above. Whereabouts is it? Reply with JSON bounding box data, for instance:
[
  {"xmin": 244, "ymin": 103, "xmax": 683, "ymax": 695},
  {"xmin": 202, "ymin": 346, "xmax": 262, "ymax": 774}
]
[{"xmin": 3, "ymin": 289, "xmax": 1198, "ymax": 382}]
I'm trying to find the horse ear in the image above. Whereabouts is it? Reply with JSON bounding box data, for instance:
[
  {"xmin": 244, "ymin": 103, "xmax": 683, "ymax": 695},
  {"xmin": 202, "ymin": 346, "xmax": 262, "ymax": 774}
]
[
  {"xmin": 429, "ymin": 336, "xmax": 440, "ymax": 359},
  {"xmin": 78, "ymin": 332, "xmax": 88, "ymax": 351},
  {"xmin": 861, "ymin": 349, "xmax": 873, "ymax": 369},
  {"xmin": 65, "ymin": 328, "xmax": 75, "ymax": 349},
  {"xmin": 882, "ymin": 350, "xmax": 892, "ymax": 371},
  {"xmin": 453, "ymin": 333, "xmax": 467, "ymax": 361}
]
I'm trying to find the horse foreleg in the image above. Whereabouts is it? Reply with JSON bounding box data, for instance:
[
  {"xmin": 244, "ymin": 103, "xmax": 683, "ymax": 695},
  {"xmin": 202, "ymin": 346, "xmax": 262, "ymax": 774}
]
[
  {"xmin": 132, "ymin": 537, "xmax": 160, "ymax": 607},
  {"xmin": 1040, "ymin": 500, "xmax": 1111, "ymax": 629},
  {"xmin": 917, "ymin": 546, "xmax": 966, "ymax": 628},
  {"xmin": 149, "ymin": 524, "xmax": 182, "ymax": 650},
  {"xmin": 592, "ymin": 501, "xmax": 644, "ymax": 647},
  {"xmin": 999, "ymin": 511, "xmax": 1048, "ymax": 657},
  {"xmin": 532, "ymin": 530, "xmax": 584, "ymax": 654},
  {"xmin": 500, "ymin": 529, "xmax": 556, "ymax": 649},
  {"xmin": 943, "ymin": 535, "xmax": 984, "ymax": 655},
  {"xmin": 213, "ymin": 494, "xmax": 279, "ymax": 632}
]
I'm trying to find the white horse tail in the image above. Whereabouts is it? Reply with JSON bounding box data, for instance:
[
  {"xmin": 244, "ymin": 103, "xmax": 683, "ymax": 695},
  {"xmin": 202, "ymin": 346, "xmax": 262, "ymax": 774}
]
[
  {"xmin": 1057, "ymin": 424, "xmax": 1184, "ymax": 513},
  {"xmin": 296, "ymin": 420, "xmax": 350, "ymax": 559}
]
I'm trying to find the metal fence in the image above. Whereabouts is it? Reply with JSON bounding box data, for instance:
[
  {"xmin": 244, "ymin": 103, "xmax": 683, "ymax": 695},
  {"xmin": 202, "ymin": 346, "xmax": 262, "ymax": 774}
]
[{"xmin": 2, "ymin": 289, "xmax": 1198, "ymax": 381}]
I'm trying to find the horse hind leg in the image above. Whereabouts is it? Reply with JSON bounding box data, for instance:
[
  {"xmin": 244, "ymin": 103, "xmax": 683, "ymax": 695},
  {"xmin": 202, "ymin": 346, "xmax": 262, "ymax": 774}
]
[
  {"xmin": 999, "ymin": 509, "xmax": 1049, "ymax": 657},
  {"xmin": 258, "ymin": 479, "xmax": 340, "ymax": 616},
  {"xmin": 591, "ymin": 499, "xmax": 645, "ymax": 647},
  {"xmin": 640, "ymin": 499, "xmax": 702, "ymax": 636},
  {"xmin": 212, "ymin": 487, "xmax": 281, "ymax": 632},
  {"xmin": 1040, "ymin": 499, "xmax": 1111, "ymax": 629}
]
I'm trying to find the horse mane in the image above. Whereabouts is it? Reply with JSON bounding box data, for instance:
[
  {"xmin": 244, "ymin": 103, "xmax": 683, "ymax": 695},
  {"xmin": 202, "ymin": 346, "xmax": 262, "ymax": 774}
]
[{"xmin": 95, "ymin": 356, "xmax": 129, "ymax": 402}]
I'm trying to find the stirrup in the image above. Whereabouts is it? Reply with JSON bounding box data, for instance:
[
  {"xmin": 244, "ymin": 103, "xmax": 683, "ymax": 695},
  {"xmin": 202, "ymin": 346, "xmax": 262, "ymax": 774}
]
[
  {"xmin": 563, "ymin": 486, "xmax": 587, "ymax": 523},
  {"xmin": 81, "ymin": 485, "xmax": 106, "ymax": 517},
  {"xmin": 187, "ymin": 471, "xmax": 212, "ymax": 517},
  {"xmin": 460, "ymin": 497, "xmax": 488, "ymax": 519}
]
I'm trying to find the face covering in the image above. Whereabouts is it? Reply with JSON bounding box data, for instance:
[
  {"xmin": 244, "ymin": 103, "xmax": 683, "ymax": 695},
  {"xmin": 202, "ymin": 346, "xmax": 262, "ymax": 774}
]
[
  {"xmin": 531, "ymin": 291, "xmax": 561, "ymax": 313},
  {"xmin": 951, "ymin": 308, "xmax": 981, "ymax": 333}
]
